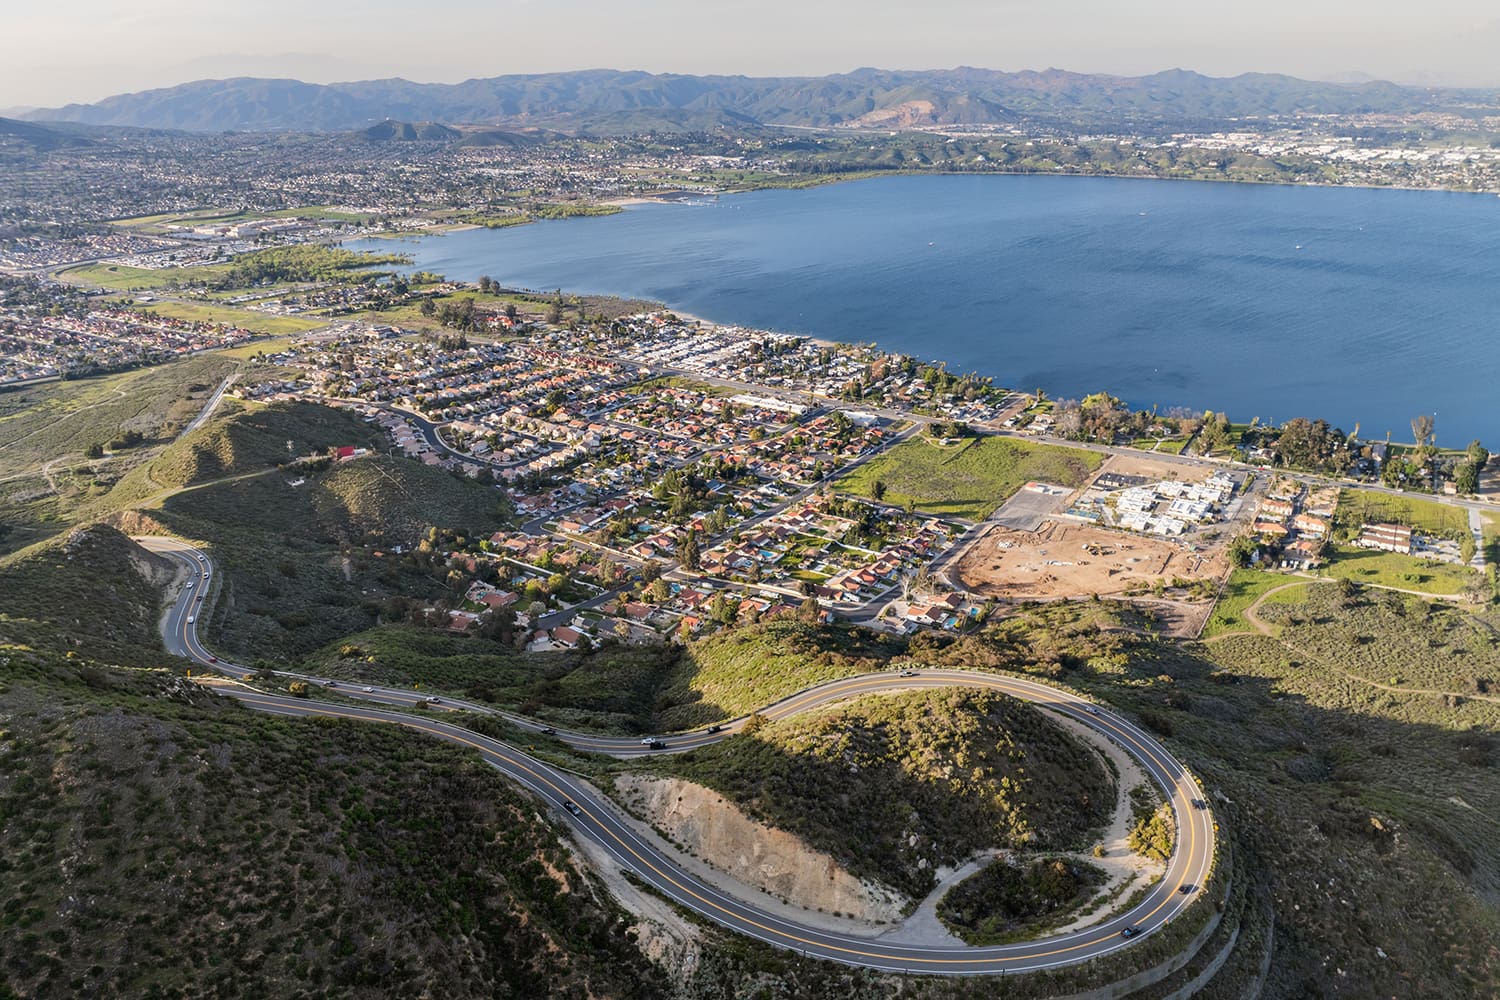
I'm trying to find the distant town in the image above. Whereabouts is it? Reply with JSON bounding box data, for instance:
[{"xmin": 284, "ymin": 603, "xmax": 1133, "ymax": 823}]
[{"xmin": 3, "ymin": 111, "xmax": 1498, "ymax": 645}]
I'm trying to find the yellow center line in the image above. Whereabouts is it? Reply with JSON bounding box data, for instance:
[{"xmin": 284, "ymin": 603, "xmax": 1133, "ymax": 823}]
[
  {"xmin": 228, "ymin": 688, "xmax": 1209, "ymax": 967},
  {"xmin": 177, "ymin": 534, "xmax": 1213, "ymax": 970}
]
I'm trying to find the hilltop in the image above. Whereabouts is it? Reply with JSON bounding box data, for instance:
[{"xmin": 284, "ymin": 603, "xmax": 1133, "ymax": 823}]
[
  {"xmin": 643, "ymin": 688, "xmax": 1114, "ymax": 897},
  {"xmin": 151, "ymin": 448, "xmax": 509, "ymax": 659},
  {"xmin": 360, "ymin": 119, "xmax": 461, "ymax": 142},
  {"xmin": 23, "ymin": 67, "xmax": 1491, "ymax": 134},
  {"xmin": 145, "ymin": 398, "xmax": 387, "ymax": 491},
  {"xmin": 0, "ymin": 524, "xmax": 174, "ymax": 667}
]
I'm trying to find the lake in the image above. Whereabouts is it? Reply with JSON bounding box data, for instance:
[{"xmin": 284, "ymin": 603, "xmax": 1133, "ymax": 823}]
[{"xmin": 350, "ymin": 174, "xmax": 1500, "ymax": 445}]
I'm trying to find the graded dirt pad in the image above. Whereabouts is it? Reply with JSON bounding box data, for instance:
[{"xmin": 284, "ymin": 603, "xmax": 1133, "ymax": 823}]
[
  {"xmin": 1097, "ymin": 452, "xmax": 1218, "ymax": 483},
  {"xmin": 955, "ymin": 520, "xmax": 1225, "ymax": 603}
]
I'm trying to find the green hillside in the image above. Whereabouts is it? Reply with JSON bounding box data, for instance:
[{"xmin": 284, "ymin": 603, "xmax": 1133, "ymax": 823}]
[
  {"xmin": 147, "ymin": 399, "xmax": 385, "ymax": 490},
  {"xmin": 0, "ymin": 524, "xmax": 173, "ymax": 667},
  {"xmin": 1036, "ymin": 591, "xmax": 1500, "ymax": 997},
  {"xmin": 0, "ymin": 358, "xmax": 238, "ymax": 552},
  {"xmin": 650, "ymin": 688, "xmax": 1114, "ymax": 897},
  {"xmin": 0, "ymin": 655, "xmax": 665, "ymax": 999},
  {"xmin": 658, "ymin": 620, "xmax": 907, "ymax": 730},
  {"xmin": 293, "ymin": 619, "xmax": 904, "ymax": 735},
  {"xmin": 163, "ymin": 452, "xmax": 507, "ymax": 547},
  {"xmin": 157, "ymin": 453, "xmax": 509, "ymax": 659}
]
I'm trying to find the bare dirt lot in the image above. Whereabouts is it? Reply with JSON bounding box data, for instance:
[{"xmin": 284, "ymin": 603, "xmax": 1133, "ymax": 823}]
[
  {"xmin": 1097, "ymin": 452, "xmax": 1218, "ymax": 483},
  {"xmin": 954, "ymin": 520, "xmax": 1227, "ymax": 625}
]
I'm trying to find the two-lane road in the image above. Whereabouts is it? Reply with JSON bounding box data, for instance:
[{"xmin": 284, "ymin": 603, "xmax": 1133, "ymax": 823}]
[{"xmin": 143, "ymin": 536, "xmax": 1218, "ymax": 976}]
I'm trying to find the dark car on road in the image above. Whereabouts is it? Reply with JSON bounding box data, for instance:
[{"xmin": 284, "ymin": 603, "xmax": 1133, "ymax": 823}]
[
  {"xmin": 647, "ymin": 740, "xmax": 668, "ymax": 750},
  {"xmin": 563, "ymin": 801, "xmax": 581, "ymax": 816},
  {"xmin": 539, "ymin": 727, "xmax": 557, "ymax": 735},
  {"xmin": 1120, "ymin": 926, "xmax": 1140, "ymax": 938},
  {"xmin": 705, "ymin": 725, "xmax": 724, "ymax": 734}
]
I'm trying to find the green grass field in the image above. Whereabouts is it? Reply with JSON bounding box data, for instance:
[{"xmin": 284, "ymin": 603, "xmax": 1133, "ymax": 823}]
[
  {"xmin": 1131, "ymin": 436, "xmax": 1192, "ymax": 455},
  {"xmin": 836, "ymin": 435, "xmax": 1103, "ymax": 521},
  {"xmin": 135, "ymin": 301, "xmax": 326, "ymax": 335},
  {"xmin": 111, "ymin": 205, "xmax": 379, "ymax": 231},
  {"xmin": 214, "ymin": 335, "xmax": 306, "ymax": 359},
  {"xmin": 61, "ymin": 261, "xmax": 228, "ymax": 290},
  {"xmin": 1336, "ymin": 489, "xmax": 1471, "ymax": 540},
  {"xmin": 1202, "ymin": 569, "xmax": 1308, "ymax": 638},
  {"xmin": 1321, "ymin": 545, "xmax": 1478, "ymax": 596}
]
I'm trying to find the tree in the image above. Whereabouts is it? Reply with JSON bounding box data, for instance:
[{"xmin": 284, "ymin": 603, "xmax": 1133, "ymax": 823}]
[
  {"xmin": 709, "ymin": 592, "xmax": 733, "ymax": 625},
  {"xmin": 1411, "ymin": 414, "xmax": 1435, "ymax": 448},
  {"xmin": 871, "ymin": 479, "xmax": 887, "ymax": 502},
  {"xmin": 84, "ymin": 442, "xmax": 104, "ymax": 459},
  {"xmin": 1455, "ymin": 462, "xmax": 1481, "ymax": 495},
  {"xmin": 680, "ymin": 529, "xmax": 701, "ymax": 571},
  {"xmin": 418, "ymin": 297, "xmax": 436, "ymax": 317},
  {"xmin": 1227, "ymin": 534, "xmax": 1257, "ymax": 568},
  {"xmin": 1467, "ymin": 439, "xmax": 1489, "ymax": 469}
]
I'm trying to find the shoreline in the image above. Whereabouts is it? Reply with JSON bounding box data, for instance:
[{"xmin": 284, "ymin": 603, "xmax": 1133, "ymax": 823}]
[
  {"xmin": 643, "ymin": 165, "xmax": 1500, "ymax": 205},
  {"xmin": 346, "ymin": 178, "xmax": 1499, "ymax": 445}
]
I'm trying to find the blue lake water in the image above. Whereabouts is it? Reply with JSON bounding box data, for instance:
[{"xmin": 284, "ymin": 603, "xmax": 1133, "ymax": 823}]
[{"xmin": 350, "ymin": 174, "xmax": 1500, "ymax": 445}]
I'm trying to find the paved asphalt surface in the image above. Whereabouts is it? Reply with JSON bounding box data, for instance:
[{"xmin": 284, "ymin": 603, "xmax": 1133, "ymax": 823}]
[
  {"xmin": 144, "ymin": 536, "xmax": 1218, "ymax": 975},
  {"xmin": 178, "ymin": 375, "xmax": 237, "ymax": 439}
]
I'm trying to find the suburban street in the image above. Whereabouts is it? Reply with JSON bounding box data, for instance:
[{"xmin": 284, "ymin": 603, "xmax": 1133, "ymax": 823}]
[{"xmin": 144, "ymin": 536, "xmax": 1220, "ymax": 976}]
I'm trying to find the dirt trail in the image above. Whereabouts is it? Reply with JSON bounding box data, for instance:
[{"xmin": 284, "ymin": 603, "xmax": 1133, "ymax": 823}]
[{"xmin": 1204, "ymin": 579, "xmax": 1500, "ymax": 706}]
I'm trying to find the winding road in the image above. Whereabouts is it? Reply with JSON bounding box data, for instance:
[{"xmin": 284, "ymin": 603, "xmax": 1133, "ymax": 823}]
[{"xmin": 143, "ymin": 535, "xmax": 1218, "ymax": 976}]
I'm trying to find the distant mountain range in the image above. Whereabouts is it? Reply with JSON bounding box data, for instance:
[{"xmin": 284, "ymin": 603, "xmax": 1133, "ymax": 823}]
[{"xmin": 22, "ymin": 67, "xmax": 1498, "ymax": 135}]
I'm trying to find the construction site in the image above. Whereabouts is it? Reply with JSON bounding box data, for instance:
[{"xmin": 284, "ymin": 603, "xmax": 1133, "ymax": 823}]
[{"xmin": 952, "ymin": 520, "xmax": 1230, "ymax": 633}]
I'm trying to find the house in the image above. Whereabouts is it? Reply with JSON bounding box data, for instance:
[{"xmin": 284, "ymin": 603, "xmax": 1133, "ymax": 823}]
[
  {"xmin": 1258, "ymin": 499, "xmax": 1295, "ymax": 519},
  {"xmin": 1292, "ymin": 513, "xmax": 1328, "ymax": 537},
  {"xmin": 1356, "ymin": 522, "xmax": 1413, "ymax": 555},
  {"xmin": 552, "ymin": 626, "xmax": 582, "ymax": 648},
  {"xmin": 1282, "ymin": 539, "xmax": 1324, "ymax": 569},
  {"xmin": 480, "ymin": 591, "xmax": 519, "ymax": 610}
]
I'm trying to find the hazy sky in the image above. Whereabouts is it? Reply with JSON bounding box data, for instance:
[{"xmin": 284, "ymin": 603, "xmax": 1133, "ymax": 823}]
[{"xmin": 4, "ymin": 0, "xmax": 1499, "ymax": 108}]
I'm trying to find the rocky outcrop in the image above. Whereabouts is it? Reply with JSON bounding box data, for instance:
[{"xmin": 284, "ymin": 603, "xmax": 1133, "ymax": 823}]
[{"xmin": 616, "ymin": 774, "xmax": 907, "ymax": 924}]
